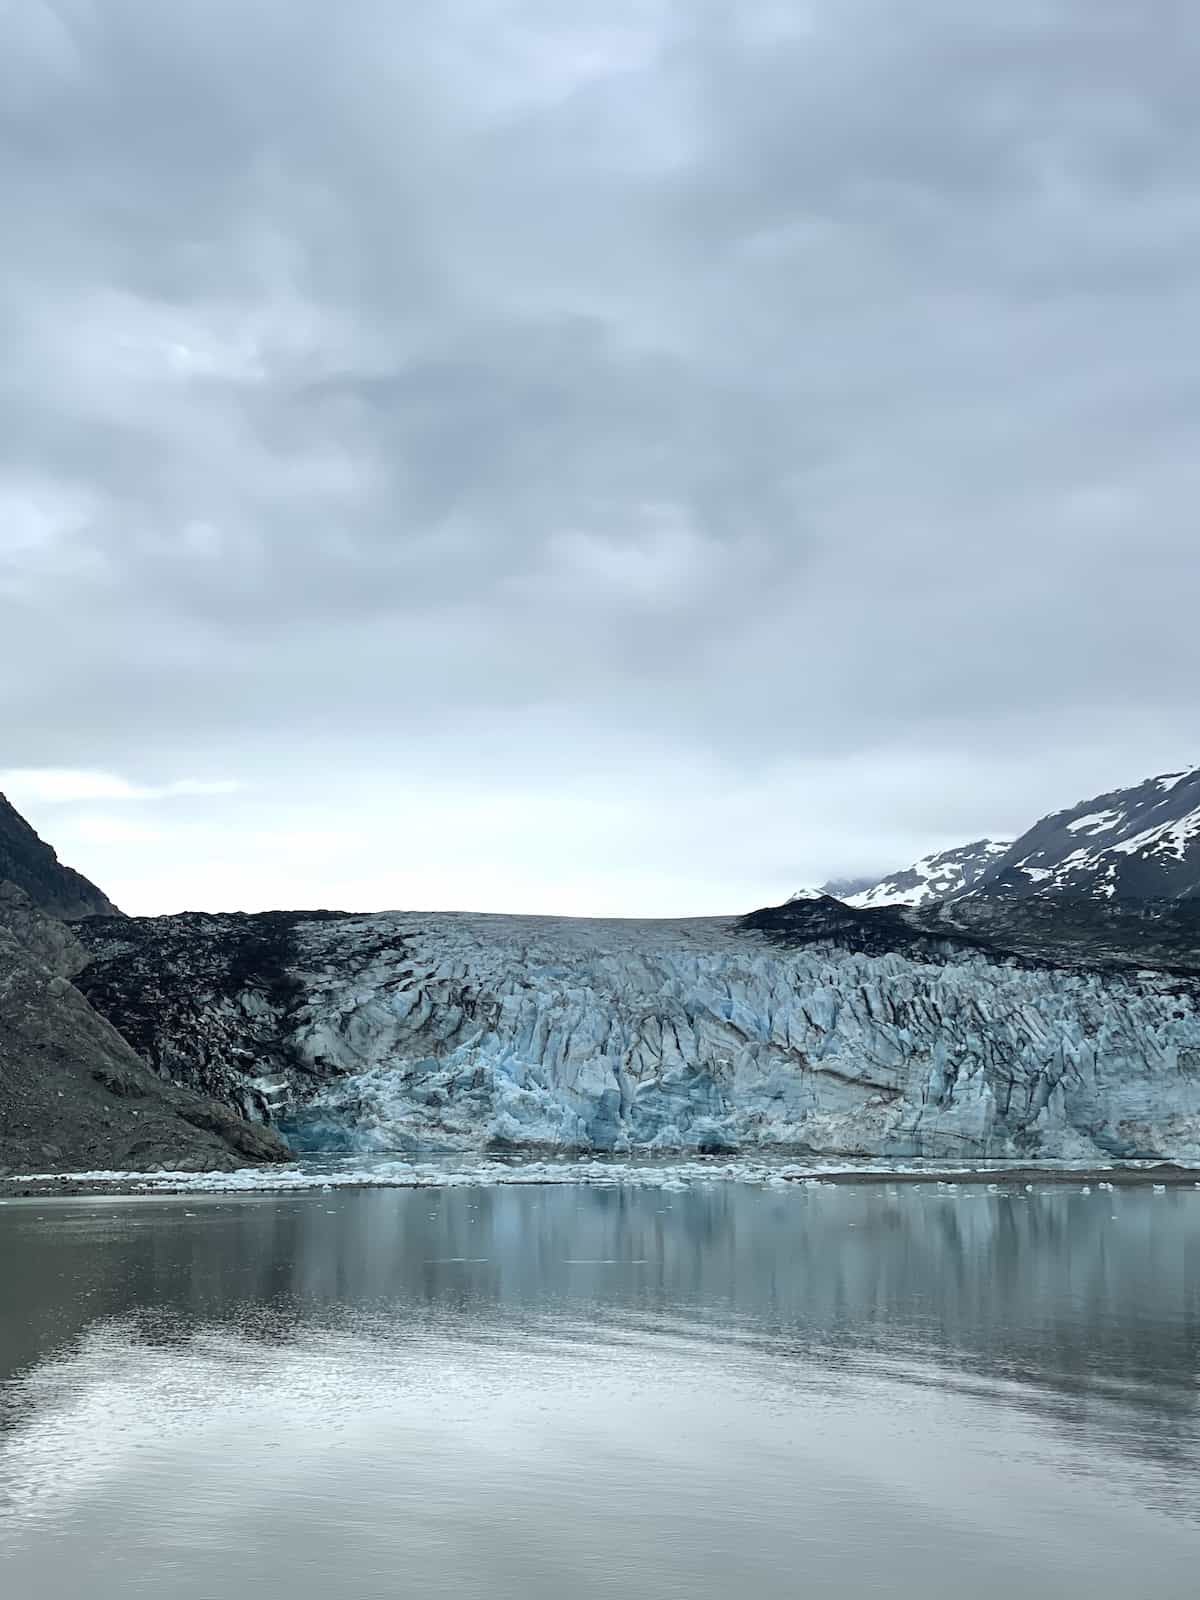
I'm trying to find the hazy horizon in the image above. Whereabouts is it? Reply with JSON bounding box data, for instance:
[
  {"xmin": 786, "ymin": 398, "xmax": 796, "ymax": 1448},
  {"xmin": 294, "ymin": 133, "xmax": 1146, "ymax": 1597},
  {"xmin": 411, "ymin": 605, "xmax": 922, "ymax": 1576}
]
[{"xmin": 5, "ymin": 755, "xmax": 1197, "ymax": 919}]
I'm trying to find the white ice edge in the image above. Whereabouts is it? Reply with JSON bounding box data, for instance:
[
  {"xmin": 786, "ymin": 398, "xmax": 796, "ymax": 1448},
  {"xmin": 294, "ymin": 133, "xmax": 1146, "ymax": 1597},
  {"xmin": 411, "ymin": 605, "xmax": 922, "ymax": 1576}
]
[{"xmin": 6, "ymin": 1155, "xmax": 1198, "ymax": 1195}]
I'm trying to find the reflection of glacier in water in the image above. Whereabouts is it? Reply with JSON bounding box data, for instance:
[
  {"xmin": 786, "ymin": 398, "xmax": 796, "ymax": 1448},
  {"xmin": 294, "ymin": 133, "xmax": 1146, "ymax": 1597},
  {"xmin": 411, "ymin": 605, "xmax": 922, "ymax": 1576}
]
[
  {"xmin": 267, "ymin": 912, "xmax": 1200, "ymax": 1161},
  {"xmin": 1, "ymin": 1183, "xmax": 1198, "ymax": 1599}
]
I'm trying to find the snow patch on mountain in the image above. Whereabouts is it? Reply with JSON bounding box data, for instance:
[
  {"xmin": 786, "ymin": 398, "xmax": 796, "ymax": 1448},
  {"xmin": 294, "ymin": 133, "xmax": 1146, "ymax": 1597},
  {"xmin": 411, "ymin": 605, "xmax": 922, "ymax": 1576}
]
[
  {"xmin": 1066, "ymin": 809, "xmax": 1123, "ymax": 835},
  {"xmin": 1157, "ymin": 771, "xmax": 1191, "ymax": 794},
  {"xmin": 845, "ymin": 840, "xmax": 1011, "ymax": 909}
]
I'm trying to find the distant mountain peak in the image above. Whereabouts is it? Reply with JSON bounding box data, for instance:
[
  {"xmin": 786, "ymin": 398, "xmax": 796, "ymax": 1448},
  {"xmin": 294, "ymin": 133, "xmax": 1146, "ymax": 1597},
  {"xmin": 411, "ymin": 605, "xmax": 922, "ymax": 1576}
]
[
  {"xmin": 0, "ymin": 792, "xmax": 120, "ymax": 920},
  {"xmin": 844, "ymin": 839, "xmax": 1011, "ymax": 910},
  {"xmin": 818, "ymin": 873, "xmax": 877, "ymax": 901}
]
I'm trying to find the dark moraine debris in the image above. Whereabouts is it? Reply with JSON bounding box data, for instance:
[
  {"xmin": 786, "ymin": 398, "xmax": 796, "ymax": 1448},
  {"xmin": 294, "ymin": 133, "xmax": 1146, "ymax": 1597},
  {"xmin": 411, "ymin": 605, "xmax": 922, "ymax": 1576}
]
[
  {"xmin": 740, "ymin": 890, "xmax": 1200, "ymax": 978},
  {"xmin": 0, "ymin": 883, "xmax": 289, "ymax": 1174},
  {"xmin": 75, "ymin": 909, "xmax": 357, "ymax": 1118},
  {"xmin": 738, "ymin": 893, "xmax": 979, "ymax": 962}
]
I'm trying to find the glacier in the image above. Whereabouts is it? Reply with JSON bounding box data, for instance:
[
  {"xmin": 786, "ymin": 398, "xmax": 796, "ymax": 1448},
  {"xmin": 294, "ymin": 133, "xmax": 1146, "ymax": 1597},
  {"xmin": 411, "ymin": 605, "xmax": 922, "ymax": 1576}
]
[{"xmin": 78, "ymin": 909, "xmax": 1200, "ymax": 1164}]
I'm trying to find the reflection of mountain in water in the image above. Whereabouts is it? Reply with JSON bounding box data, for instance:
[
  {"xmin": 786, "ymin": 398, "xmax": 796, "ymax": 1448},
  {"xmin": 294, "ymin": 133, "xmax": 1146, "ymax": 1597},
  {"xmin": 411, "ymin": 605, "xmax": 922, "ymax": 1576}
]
[{"xmin": 2, "ymin": 1184, "xmax": 1197, "ymax": 1498}]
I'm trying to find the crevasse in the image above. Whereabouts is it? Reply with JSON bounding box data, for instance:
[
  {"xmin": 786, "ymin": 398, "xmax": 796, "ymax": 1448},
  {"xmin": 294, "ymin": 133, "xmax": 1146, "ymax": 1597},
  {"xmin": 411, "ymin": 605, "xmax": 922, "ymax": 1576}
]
[{"xmin": 270, "ymin": 913, "xmax": 1200, "ymax": 1161}]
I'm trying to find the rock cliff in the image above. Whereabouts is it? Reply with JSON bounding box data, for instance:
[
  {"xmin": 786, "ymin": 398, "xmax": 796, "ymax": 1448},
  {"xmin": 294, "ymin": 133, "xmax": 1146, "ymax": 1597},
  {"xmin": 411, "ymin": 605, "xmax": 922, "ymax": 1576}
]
[{"xmin": 0, "ymin": 792, "xmax": 120, "ymax": 920}]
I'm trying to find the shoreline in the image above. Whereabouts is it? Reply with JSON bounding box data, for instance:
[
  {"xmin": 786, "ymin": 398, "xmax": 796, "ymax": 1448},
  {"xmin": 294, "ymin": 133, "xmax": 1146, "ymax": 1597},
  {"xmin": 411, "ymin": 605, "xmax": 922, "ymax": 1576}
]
[{"xmin": 3, "ymin": 1157, "xmax": 1200, "ymax": 1200}]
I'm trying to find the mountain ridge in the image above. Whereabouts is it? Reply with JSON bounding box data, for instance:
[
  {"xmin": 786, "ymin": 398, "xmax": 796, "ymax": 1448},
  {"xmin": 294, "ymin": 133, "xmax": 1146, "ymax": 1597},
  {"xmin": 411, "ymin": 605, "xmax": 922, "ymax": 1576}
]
[
  {"xmin": 0, "ymin": 792, "xmax": 121, "ymax": 920},
  {"xmin": 838, "ymin": 766, "xmax": 1200, "ymax": 909},
  {"xmin": 976, "ymin": 766, "xmax": 1200, "ymax": 900}
]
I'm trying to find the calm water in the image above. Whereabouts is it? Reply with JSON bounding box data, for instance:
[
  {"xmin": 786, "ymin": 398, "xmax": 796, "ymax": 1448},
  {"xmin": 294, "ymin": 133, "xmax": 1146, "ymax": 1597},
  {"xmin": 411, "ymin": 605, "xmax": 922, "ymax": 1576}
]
[{"xmin": 1, "ymin": 1182, "xmax": 1198, "ymax": 1598}]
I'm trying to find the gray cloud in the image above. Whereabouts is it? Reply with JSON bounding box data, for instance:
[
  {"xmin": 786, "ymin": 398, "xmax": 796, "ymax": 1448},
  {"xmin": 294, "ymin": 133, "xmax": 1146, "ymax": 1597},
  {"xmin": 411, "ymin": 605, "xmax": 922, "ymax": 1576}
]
[{"xmin": 2, "ymin": 0, "xmax": 1198, "ymax": 913}]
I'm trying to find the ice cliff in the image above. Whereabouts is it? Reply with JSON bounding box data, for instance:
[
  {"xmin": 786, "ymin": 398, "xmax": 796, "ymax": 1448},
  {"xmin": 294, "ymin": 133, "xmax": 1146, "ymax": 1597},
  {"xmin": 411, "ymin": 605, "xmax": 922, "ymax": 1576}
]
[{"xmin": 77, "ymin": 904, "xmax": 1200, "ymax": 1163}]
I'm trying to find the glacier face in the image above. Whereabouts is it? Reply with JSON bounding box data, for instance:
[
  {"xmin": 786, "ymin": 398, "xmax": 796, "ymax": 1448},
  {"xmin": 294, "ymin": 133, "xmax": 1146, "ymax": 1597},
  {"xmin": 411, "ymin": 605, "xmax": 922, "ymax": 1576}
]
[{"xmin": 79, "ymin": 909, "xmax": 1200, "ymax": 1163}]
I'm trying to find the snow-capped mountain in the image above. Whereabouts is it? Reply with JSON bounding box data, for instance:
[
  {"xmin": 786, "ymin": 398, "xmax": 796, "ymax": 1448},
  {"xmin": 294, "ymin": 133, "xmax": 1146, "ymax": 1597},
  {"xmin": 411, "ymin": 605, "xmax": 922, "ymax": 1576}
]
[
  {"xmin": 974, "ymin": 767, "xmax": 1200, "ymax": 901},
  {"xmin": 838, "ymin": 766, "xmax": 1200, "ymax": 907},
  {"xmin": 844, "ymin": 840, "xmax": 1011, "ymax": 909}
]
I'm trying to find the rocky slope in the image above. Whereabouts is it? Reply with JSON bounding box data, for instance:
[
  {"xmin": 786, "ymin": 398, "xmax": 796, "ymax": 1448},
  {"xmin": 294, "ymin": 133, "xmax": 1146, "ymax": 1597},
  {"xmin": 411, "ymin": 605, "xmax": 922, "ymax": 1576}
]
[
  {"xmin": 75, "ymin": 898, "xmax": 1200, "ymax": 1164},
  {"xmin": 848, "ymin": 766, "xmax": 1200, "ymax": 907},
  {"xmin": 0, "ymin": 792, "xmax": 120, "ymax": 919},
  {"xmin": 0, "ymin": 883, "xmax": 288, "ymax": 1174}
]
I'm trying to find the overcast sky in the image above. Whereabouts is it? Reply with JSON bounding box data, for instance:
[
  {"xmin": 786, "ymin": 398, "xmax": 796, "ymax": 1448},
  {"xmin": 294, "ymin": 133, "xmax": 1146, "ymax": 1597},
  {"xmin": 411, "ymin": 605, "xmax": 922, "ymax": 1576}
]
[{"xmin": 2, "ymin": 0, "xmax": 1198, "ymax": 916}]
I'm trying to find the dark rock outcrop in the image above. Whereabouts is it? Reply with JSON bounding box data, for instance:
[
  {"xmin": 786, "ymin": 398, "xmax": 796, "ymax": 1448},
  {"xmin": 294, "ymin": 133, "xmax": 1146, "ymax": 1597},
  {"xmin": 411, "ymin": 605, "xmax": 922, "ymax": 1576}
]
[{"xmin": 0, "ymin": 791, "xmax": 121, "ymax": 919}]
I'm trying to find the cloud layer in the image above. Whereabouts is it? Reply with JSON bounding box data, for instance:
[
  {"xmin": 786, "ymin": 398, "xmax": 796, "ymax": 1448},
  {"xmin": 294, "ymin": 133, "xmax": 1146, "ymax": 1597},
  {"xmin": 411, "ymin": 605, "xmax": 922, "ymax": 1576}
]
[{"xmin": 3, "ymin": 1, "xmax": 1197, "ymax": 913}]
